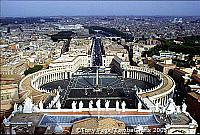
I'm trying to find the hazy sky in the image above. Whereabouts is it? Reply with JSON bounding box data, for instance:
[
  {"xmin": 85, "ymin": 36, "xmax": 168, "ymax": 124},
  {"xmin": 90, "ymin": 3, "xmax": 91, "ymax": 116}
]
[{"xmin": 1, "ymin": 1, "xmax": 200, "ymax": 17}]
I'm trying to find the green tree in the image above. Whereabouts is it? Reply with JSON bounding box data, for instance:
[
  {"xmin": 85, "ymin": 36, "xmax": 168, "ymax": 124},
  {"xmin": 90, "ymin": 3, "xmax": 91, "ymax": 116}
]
[{"xmin": 24, "ymin": 65, "xmax": 43, "ymax": 76}]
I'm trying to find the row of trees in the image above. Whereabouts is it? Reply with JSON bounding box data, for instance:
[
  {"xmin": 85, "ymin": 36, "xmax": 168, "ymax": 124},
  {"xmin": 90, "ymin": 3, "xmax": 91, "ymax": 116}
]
[
  {"xmin": 86, "ymin": 26, "xmax": 134, "ymax": 42},
  {"xmin": 24, "ymin": 65, "xmax": 43, "ymax": 76},
  {"xmin": 150, "ymin": 36, "xmax": 200, "ymax": 56},
  {"xmin": 50, "ymin": 31, "xmax": 74, "ymax": 42}
]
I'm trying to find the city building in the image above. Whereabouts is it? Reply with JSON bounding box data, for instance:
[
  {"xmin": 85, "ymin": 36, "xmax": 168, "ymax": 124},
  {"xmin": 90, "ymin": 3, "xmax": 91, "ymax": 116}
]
[
  {"xmin": 0, "ymin": 84, "xmax": 19, "ymax": 110},
  {"xmin": 148, "ymin": 58, "xmax": 176, "ymax": 74}
]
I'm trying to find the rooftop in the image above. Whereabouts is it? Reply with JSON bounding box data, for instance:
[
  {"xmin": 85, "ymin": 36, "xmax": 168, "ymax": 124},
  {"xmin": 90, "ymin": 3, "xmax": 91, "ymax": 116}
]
[
  {"xmin": 188, "ymin": 91, "xmax": 200, "ymax": 101},
  {"xmin": 10, "ymin": 113, "xmax": 44, "ymax": 134},
  {"xmin": 155, "ymin": 113, "xmax": 191, "ymax": 125},
  {"xmin": 71, "ymin": 117, "xmax": 126, "ymax": 134},
  {"xmin": 39, "ymin": 114, "xmax": 159, "ymax": 127}
]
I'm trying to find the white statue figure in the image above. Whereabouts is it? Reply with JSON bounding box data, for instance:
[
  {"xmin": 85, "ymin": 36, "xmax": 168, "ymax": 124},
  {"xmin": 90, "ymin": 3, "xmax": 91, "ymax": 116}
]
[
  {"xmin": 79, "ymin": 101, "xmax": 84, "ymax": 112},
  {"xmin": 58, "ymin": 86, "xmax": 61, "ymax": 91},
  {"xmin": 105, "ymin": 100, "xmax": 110, "ymax": 111},
  {"xmin": 51, "ymin": 100, "xmax": 54, "ymax": 106},
  {"xmin": 57, "ymin": 100, "xmax": 61, "ymax": 110},
  {"xmin": 116, "ymin": 100, "xmax": 120, "ymax": 111},
  {"xmin": 3, "ymin": 116, "xmax": 9, "ymax": 125},
  {"xmin": 161, "ymin": 106, "xmax": 166, "ymax": 114},
  {"xmin": 138, "ymin": 101, "xmax": 142, "ymax": 110},
  {"xmin": 155, "ymin": 102, "xmax": 159, "ymax": 112},
  {"xmin": 33, "ymin": 105, "xmax": 40, "ymax": 112},
  {"xmin": 23, "ymin": 97, "xmax": 33, "ymax": 113},
  {"xmin": 48, "ymin": 103, "xmax": 51, "ymax": 108},
  {"xmin": 176, "ymin": 106, "xmax": 181, "ymax": 113},
  {"xmin": 96, "ymin": 99, "xmax": 101, "ymax": 111},
  {"xmin": 56, "ymin": 90, "xmax": 60, "ymax": 97},
  {"xmin": 39, "ymin": 100, "xmax": 43, "ymax": 111},
  {"xmin": 121, "ymin": 101, "xmax": 126, "ymax": 112},
  {"xmin": 165, "ymin": 98, "xmax": 176, "ymax": 115},
  {"xmin": 14, "ymin": 103, "xmax": 18, "ymax": 112},
  {"xmin": 18, "ymin": 105, "xmax": 23, "ymax": 112},
  {"xmin": 182, "ymin": 103, "xmax": 187, "ymax": 113},
  {"xmin": 72, "ymin": 101, "xmax": 77, "ymax": 112},
  {"xmin": 89, "ymin": 100, "xmax": 93, "ymax": 111}
]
